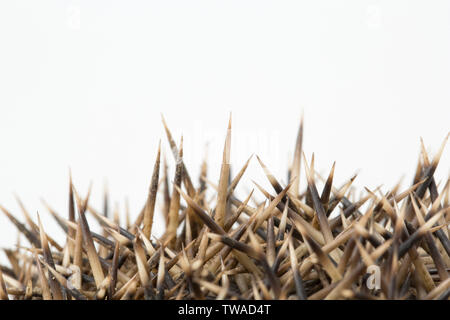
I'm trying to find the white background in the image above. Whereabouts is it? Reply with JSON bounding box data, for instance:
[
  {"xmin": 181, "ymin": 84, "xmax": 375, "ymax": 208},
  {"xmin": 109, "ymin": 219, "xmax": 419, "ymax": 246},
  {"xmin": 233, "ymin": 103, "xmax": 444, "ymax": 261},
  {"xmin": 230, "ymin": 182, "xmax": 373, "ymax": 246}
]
[{"xmin": 0, "ymin": 1, "xmax": 449, "ymax": 252}]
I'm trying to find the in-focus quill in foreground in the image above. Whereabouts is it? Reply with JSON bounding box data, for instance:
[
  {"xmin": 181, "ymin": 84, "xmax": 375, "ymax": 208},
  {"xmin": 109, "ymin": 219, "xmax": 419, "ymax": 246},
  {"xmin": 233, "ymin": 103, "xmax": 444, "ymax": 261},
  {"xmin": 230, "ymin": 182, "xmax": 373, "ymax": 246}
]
[{"xmin": 0, "ymin": 115, "xmax": 449, "ymax": 300}]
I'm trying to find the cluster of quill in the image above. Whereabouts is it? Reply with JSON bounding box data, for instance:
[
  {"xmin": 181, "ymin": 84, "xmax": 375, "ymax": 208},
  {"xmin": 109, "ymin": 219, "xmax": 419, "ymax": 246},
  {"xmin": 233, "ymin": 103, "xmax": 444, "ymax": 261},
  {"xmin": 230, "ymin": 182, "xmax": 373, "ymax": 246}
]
[{"xmin": 0, "ymin": 116, "xmax": 449, "ymax": 300}]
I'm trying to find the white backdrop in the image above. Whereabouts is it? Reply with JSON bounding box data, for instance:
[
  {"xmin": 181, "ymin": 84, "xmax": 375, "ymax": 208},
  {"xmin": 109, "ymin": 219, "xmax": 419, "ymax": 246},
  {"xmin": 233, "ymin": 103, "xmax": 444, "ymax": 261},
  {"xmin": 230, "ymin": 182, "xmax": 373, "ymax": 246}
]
[{"xmin": 0, "ymin": 1, "xmax": 449, "ymax": 253}]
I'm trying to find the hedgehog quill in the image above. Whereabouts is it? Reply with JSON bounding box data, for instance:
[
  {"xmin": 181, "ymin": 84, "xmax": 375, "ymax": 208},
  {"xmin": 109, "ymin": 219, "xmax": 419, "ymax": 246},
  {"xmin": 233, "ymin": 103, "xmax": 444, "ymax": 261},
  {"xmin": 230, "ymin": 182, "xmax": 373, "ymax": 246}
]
[{"xmin": 0, "ymin": 115, "xmax": 449, "ymax": 300}]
